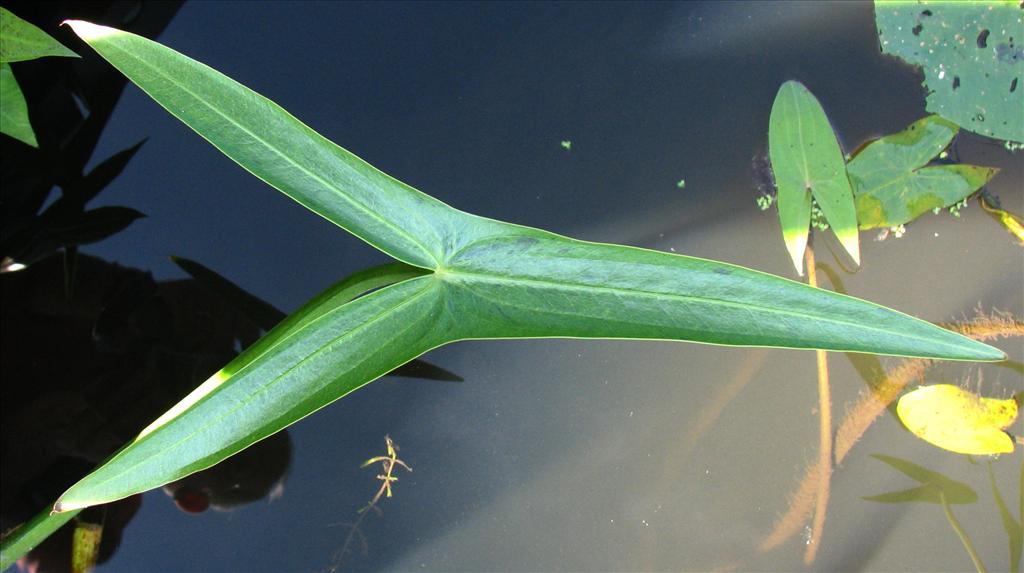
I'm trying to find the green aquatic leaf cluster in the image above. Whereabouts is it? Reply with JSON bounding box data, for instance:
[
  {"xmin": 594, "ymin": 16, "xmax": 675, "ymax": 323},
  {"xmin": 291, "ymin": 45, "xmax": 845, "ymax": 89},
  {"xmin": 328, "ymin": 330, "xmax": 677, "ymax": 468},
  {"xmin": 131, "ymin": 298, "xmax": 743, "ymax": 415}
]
[
  {"xmin": 42, "ymin": 20, "xmax": 1000, "ymax": 515},
  {"xmin": 0, "ymin": 7, "xmax": 78, "ymax": 147},
  {"xmin": 766, "ymin": 82, "xmax": 999, "ymax": 272},
  {"xmin": 874, "ymin": 0, "xmax": 1024, "ymax": 144}
]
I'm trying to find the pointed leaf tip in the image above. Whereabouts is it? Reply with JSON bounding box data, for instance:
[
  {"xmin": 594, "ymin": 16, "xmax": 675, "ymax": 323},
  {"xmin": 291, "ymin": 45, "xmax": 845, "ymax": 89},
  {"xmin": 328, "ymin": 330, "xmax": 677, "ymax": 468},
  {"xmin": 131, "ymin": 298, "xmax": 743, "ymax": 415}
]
[{"xmin": 62, "ymin": 20, "xmax": 120, "ymax": 41}]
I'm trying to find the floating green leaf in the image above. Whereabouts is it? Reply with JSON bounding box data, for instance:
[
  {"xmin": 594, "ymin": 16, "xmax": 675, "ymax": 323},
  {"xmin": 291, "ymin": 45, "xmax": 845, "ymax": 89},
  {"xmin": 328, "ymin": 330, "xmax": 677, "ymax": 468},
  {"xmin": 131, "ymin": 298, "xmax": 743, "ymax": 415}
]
[
  {"xmin": 897, "ymin": 384, "xmax": 1018, "ymax": 455},
  {"xmin": 44, "ymin": 21, "xmax": 1003, "ymax": 519},
  {"xmin": 848, "ymin": 115, "xmax": 1000, "ymax": 229},
  {"xmin": 864, "ymin": 454, "xmax": 977, "ymax": 504},
  {"xmin": 0, "ymin": 62, "xmax": 36, "ymax": 146},
  {"xmin": 768, "ymin": 81, "xmax": 859, "ymax": 275},
  {"xmin": 0, "ymin": 7, "xmax": 78, "ymax": 62},
  {"xmin": 874, "ymin": 0, "xmax": 1024, "ymax": 143}
]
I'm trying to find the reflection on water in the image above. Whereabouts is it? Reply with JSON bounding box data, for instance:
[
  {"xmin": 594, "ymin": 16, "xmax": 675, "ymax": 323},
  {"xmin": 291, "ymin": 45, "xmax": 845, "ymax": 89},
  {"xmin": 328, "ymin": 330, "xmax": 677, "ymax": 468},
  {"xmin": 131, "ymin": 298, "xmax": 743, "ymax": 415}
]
[
  {"xmin": 1, "ymin": 251, "xmax": 295, "ymax": 570},
  {"xmin": 2, "ymin": 1, "xmax": 1021, "ymax": 572}
]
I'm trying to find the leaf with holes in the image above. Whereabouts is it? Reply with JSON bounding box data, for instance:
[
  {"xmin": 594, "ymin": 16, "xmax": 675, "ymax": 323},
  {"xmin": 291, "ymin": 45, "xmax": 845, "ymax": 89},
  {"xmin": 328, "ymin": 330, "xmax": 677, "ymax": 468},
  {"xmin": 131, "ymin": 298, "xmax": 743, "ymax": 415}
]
[{"xmin": 874, "ymin": 0, "xmax": 1024, "ymax": 143}]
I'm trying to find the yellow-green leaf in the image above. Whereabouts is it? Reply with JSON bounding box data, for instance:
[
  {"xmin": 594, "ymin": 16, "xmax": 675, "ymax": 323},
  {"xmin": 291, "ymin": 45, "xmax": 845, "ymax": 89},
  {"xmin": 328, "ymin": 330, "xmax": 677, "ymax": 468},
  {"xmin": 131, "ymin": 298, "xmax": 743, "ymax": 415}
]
[
  {"xmin": 848, "ymin": 115, "xmax": 999, "ymax": 229},
  {"xmin": 71, "ymin": 522, "xmax": 102, "ymax": 573},
  {"xmin": 897, "ymin": 384, "xmax": 1018, "ymax": 455}
]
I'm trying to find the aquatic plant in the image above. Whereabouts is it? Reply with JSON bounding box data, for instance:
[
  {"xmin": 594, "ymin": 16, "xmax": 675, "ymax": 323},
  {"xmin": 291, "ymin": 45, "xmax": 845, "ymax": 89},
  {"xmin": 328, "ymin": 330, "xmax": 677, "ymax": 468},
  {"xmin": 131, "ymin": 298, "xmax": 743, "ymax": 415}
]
[
  {"xmin": 328, "ymin": 435, "xmax": 412, "ymax": 571},
  {"xmin": 0, "ymin": 18, "xmax": 1007, "ymax": 571},
  {"xmin": 49, "ymin": 18, "xmax": 1001, "ymax": 511},
  {"xmin": 0, "ymin": 7, "xmax": 78, "ymax": 147},
  {"xmin": 874, "ymin": 0, "xmax": 1023, "ymax": 144},
  {"xmin": 765, "ymin": 81, "xmax": 999, "ymax": 275}
]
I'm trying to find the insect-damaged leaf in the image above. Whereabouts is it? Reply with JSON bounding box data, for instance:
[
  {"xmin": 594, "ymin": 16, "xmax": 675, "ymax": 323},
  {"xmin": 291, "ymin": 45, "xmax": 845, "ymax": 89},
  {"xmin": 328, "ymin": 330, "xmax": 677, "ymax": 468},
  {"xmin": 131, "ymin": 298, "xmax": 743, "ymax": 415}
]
[{"xmin": 874, "ymin": 0, "xmax": 1024, "ymax": 144}]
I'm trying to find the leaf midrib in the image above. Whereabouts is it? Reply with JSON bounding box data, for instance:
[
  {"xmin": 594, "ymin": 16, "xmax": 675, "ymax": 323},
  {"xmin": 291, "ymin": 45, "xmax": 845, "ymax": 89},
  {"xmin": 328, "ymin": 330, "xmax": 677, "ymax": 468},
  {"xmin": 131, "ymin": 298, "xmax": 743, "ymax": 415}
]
[
  {"xmin": 70, "ymin": 277, "xmax": 439, "ymax": 499},
  {"xmin": 440, "ymin": 267, "xmax": 953, "ymax": 350}
]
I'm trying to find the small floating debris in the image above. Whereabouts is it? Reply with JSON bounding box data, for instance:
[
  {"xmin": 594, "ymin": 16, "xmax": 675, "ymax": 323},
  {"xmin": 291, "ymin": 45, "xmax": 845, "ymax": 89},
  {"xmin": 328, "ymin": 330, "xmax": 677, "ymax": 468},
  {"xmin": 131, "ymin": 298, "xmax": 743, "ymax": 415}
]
[{"xmin": 560, "ymin": 140, "xmax": 572, "ymax": 151}]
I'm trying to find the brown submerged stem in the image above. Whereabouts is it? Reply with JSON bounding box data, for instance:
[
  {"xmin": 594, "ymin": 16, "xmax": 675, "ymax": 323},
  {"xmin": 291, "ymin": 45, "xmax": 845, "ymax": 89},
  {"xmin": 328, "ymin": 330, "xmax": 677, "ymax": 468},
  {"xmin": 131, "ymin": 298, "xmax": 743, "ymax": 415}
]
[
  {"xmin": 760, "ymin": 310, "xmax": 1022, "ymax": 554},
  {"xmin": 803, "ymin": 245, "xmax": 833, "ymax": 565}
]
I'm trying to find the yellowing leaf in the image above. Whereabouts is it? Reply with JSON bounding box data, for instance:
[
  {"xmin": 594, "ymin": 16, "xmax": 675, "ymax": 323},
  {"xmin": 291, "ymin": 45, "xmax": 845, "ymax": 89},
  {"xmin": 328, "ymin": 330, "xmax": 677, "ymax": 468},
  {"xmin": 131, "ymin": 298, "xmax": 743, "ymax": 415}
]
[
  {"xmin": 71, "ymin": 521, "xmax": 102, "ymax": 573},
  {"xmin": 897, "ymin": 384, "xmax": 1018, "ymax": 455},
  {"xmin": 848, "ymin": 115, "xmax": 999, "ymax": 229}
]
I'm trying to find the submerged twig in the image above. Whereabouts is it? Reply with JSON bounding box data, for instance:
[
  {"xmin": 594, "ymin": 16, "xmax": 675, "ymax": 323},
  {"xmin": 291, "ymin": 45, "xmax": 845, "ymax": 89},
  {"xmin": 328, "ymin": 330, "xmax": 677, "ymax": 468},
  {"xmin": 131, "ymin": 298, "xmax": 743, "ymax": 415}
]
[{"xmin": 327, "ymin": 436, "xmax": 411, "ymax": 572}]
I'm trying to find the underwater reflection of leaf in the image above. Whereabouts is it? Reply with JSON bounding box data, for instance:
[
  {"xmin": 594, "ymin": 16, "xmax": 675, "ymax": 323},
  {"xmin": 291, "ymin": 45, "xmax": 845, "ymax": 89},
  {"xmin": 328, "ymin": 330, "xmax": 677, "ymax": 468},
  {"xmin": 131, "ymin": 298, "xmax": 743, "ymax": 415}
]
[
  {"xmin": 988, "ymin": 460, "xmax": 1023, "ymax": 573},
  {"xmin": 864, "ymin": 454, "xmax": 977, "ymax": 504}
]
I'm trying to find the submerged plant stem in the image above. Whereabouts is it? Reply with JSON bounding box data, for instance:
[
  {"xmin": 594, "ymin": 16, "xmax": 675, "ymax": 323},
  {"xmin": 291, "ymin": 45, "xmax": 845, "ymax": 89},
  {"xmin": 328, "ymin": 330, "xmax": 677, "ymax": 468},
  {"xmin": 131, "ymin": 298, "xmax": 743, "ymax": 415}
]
[
  {"xmin": 942, "ymin": 491, "xmax": 987, "ymax": 573},
  {"xmin": 761, "ymin": 311, "xmax": 1022, "ymax": 553},
  {"xmin": 804, "ymin": 245, "xmax": 833, "ymax": 565}
]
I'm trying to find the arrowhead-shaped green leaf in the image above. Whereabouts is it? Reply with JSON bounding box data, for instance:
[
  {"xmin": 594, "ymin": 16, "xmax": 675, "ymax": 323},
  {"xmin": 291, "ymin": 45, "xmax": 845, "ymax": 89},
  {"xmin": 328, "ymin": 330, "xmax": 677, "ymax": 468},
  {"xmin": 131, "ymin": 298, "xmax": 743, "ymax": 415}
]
[
  {"xmin": 848, "ymin": 115, "xmax": 1000, "ymax": 229},
  {"xmin": 43, "ymin": 21, "xmax": 1003, "ymax": 519},
  {"xmin": 768, "ymin": 81, "xmax": 860, "ymax": 274}
]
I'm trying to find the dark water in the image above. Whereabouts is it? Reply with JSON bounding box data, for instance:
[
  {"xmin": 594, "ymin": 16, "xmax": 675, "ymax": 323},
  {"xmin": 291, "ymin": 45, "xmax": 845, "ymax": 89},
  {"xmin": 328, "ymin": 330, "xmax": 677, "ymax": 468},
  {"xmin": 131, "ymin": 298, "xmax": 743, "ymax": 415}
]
[{"xmin": 4, "ymin": 1, "xmax": 1022, "ymax": 571}]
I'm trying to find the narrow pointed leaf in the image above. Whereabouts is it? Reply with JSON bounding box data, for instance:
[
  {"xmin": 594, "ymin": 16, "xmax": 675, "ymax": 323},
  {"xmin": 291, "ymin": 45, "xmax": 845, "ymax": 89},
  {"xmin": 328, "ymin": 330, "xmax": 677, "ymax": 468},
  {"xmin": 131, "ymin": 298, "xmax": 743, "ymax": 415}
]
[
  {"xmin": 172, "ymin": 255, "xmax": 289, "ymax": 328},
  {"xmin": 76, "ymin": 139, "xmax": 148, "ymax": 203},
  {"xmin": 55, "ymin": 275, "xmax": 448, "ymax": 512},
  {"xmin": 848, "ymin": 115, "xmax": 1000, "ymax": 229},
  {"xmin": 865, "ymin": 454, "xmax": 977, "ymax": 504},
  {"xmin": 987, "ymin": 462, "xmax": 1022, "ymax": 573},
  {"xmin": 63, "ymin": 20, "xmax": 447, "ymax": 269},
  {"xmin": 0, "ymin": 7, "xmax": 78, "ymax": 62},
  {"xmin": 440, "ymin": 230, "xmax": 1003, "ymax": 360},
  {"xmin": 49, "ymin": 21, "xmax": 1006, "ymax": 517},
  {"xmin": 0, "ymin": 507, "xmax": 79, "ymax": 571},
  {"xmin": 0, "ymin": 62, "xmax": 37, "ymax": 147},
  {"xmin": 768, "ymin": 81, "xmax": 860, "ymax": 272},
  {"xmin": 172, "ymin": 256, "xmax": 456, "ymax": 380},
  {"xmin": 863, "ymin": 485, "xmax": 945, "ymax": 504}
]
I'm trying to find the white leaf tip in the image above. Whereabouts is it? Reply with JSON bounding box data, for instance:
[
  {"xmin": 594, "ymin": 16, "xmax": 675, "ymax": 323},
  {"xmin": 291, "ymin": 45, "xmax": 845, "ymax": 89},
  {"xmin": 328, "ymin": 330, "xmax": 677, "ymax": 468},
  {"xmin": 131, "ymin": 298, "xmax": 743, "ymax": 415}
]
[
  {"xmin": 836, "ymin": 229, "xmax": 862, "ymax": 266},
  {"xmin": 62, "ymin": 20, "xmax": 119, "ymax": 41}
]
